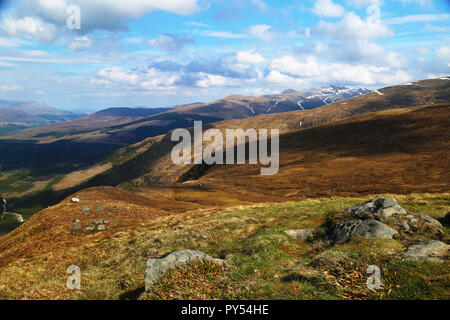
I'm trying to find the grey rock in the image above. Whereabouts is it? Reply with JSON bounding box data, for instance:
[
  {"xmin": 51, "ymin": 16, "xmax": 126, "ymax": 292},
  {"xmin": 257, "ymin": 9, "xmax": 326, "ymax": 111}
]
[
  {"xmin": 348, "ymin": 197, "xmax": 406, "ymax": 219},
  {"xmin": 331, "ymin": 219, "xmax": 398, "ymax": 244},
  {"xmin": 284, "ymin": 229, "xmax": 315, "ymax": 241},
  {"xmin": 374, "ymin": 197, "xmax": 398, "ymax": 209},
  {"xmin": 71, "ymin": 197, "xmax": 80, "ymax": 203},
  {"xmin": 97, "ymin": 224, "xmax": 106, "ymax": 231},
  {"xmin": 419, "ymin": 215, "xmax": 443, "ymax": 229},
  {"xmin": 402, "ymin": 240, "xmax": 449, "ymax": 262},
  {"xmin": 145, "ymin": 250, "xmax": 225, "ymax": 291}
]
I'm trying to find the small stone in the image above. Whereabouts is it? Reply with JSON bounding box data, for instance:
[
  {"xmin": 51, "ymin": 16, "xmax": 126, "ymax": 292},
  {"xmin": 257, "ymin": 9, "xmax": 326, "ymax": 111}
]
[
  {"xmin": 98, "ymin": 224, "xmax": 106, "ymax": 231},
  {"xmin": 71, "ymin": 198, "xmax": 80, "ymax": 203}
]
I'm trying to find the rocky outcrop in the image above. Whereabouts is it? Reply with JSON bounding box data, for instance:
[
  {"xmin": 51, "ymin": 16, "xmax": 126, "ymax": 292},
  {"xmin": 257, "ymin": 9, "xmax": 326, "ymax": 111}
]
[
  {"xmin": 348, "ymin": 197, "xmax": 407, "ymax": 220},
  {"xmin": 145, "ymin": 250, "xmax": 225, "ymax": 291},
  {"xmin": 402, "ymin": 240, "xmax": 449, "ymax": 263},
  {"xmin": 284, "ymin": 229, "xmax": 315, "ymax": 241},
  {"xmin": 330, "ymin": 219, "xmax": 398, "ymax": 244}
]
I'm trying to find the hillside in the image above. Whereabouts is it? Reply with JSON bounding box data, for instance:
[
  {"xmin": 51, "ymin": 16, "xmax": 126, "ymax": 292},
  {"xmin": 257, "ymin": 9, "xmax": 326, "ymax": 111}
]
[
  {"xmin": 1, "ymin": 77, "xmax": 448, "ymax": 215},
  {"xmin": 87, "ymin": 78, "xmax": 450, "ymax": 188},
  {"xmin": 0, "ymin": 88, "xmax": 448, "ymax": 299}
]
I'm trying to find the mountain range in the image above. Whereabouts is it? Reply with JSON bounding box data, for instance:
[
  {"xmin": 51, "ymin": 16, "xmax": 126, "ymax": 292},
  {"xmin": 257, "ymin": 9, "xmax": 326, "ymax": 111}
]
[
  {"xmin": 0, "ymin": 100, "xmax": 84, "ymax": 135},
  {"xmin": 2, "ymin": 85, "xmax": 370, "ymax": 145}
]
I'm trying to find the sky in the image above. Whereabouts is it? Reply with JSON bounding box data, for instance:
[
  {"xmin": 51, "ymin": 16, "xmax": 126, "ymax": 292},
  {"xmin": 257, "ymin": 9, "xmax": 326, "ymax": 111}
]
[{"xmin": 0, "ymin": 0, "xmax": 449, "ymax": 112}]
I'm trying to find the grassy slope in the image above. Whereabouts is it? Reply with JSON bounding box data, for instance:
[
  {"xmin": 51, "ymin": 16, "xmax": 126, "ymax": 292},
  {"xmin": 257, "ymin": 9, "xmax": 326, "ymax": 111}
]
[
  {"xmin": 86, "ymin": 79, "xmax": 450, "ymax": 188},
  {"xmin": 0, "ymin": 191, "xmax": 447, "ymax": 300}
]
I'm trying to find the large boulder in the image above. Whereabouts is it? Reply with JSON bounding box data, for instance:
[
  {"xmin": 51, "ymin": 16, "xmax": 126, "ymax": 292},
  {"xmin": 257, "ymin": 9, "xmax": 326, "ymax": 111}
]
[
  {"xmin": 284, "ymin": 229, "xmax": 315, "ymax": 241},
  {"xmin": 145, "ymin": 250, "xmax": 225, "ymax": 291},
  {"xmin": 348, "ymin": 197, "xmax": 407, "ymax": 219},
  {"xmin": 402, "ymin": 240, "xmax": 449, "ymax": 263},
  {"xmin": 331, "ymin": 219, "xmax": 398, "ymax": 244}
]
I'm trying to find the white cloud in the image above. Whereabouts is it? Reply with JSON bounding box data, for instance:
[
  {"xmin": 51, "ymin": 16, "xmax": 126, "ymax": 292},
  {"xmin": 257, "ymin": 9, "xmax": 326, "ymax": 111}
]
[
  {"xmin": 251, "ymin": 0, "xmax": 268, "ymax": 12},
  {"xmin": 196, "ymin": 73, "xmax": 240, "ymax": 88},
  {"xmin": 1, "ymin": 16, "xmax": 57, "ymax": 42},
  {"xmin": 147, "ymin": 34, "xmax": 194, "ymax": 51},
  {"xmin": 68, "ymin": 36, "xmax": 91, "ymax": 51},
  {"xmin": 236, "ymin": 50, "xmax": 266, "ymax": 65},
  {"xmin": 270, "ymin": 55, "xmax": 412, "ymax": 85},
  {"xmin": 271, "ymin": 56, "xmax": 321, "ymax": 77},
  {"xmin": 312, "ymin": 0, "xmax": 345, "ymax": 18},
  {"xmin": 90, "ymin": 66, "xmax": 179, "ymax": 90},
  {"xmin": 346, "ymin": 0, "xmax": 382, "ymax": 7},
  {"xmin": 200, "ymin": 30, "xmax": 248, "ymax": 39},
  {"xmin": 265, "ymin": 70, "xmax": 307, "ymax": 86},
  {"xmin": 1, "ymin": 0, "xmax": 204, "ymax": 42},
  {"xmin": 248, "ymin": 24, "xmax": 273, "ymax": 41},
  {"xmin": 435, "ymin": 46, "xmax": 450, "ymax": 62},
  {"xmin": 395, "ymin": 0, "xmax": 431, "ymax": 6},
  {"xmin": 0, "ymin": 85, "xmax": 22, "ymax": 92},
  {"xmin": 385, "ymin": 14, "xmax": 450, "ymax": 25},
  {"xmin": 314, "ymin": 11, "xmax": 393, "ymax": 39},
  {"xmin": 0, "ymin": 37, "xmax": 30, "ymax": 47}
]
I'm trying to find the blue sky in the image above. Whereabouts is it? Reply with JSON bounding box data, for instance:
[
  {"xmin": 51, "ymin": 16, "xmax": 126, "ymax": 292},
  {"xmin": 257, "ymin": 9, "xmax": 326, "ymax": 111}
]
[{"xmin": 0, "ymin": 0, "xmax": 449, "ymax": 112}]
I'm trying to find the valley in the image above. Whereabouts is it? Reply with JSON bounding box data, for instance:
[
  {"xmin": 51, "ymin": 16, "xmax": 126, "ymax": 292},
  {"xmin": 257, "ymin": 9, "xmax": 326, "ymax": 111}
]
[{"xmin": 0, "ymin": 77, "xmax": 449, "ymax": 300}]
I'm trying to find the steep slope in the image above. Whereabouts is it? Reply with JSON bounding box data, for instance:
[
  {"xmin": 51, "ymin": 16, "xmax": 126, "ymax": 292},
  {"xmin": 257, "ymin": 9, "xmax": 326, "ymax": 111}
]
[{"xmin": 87, "ymin": 77, "xmax": 450, "ymax": 187}]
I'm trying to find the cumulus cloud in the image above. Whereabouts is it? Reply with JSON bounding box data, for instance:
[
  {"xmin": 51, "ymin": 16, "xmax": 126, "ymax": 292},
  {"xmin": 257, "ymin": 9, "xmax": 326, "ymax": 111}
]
[
  {"xmin": 312, "ymin": 0, "xmax": 345, "ymax": 18},
  {"xmin": 248, "ymin": 24, "xmax": 273, "ymax": 41},
  {"xmin": 314, "ymin": 10, "xmax": 393, "ymax": 39},
  {"xmin": 68, "ymin": 36, "xmax": 91, "ymax": 51},
  {"xmin": 1, "ymin": 0, "xmax": 204, "ymax": 41},
  {"xmin": 236, "ymin": 50, "xmax": 266, "ymax": 65},
  {"xmin": 270, "ymin": 55, "xmax": 411, "ymax": 85},
  {"xmin": 435, "ymin": 46, "xmax": 450, "ymax": 62},
  {"xmin": 90, "ymin": 66, "xmax": 179, "ymax": 90},
  {"xmin": 1, "ymin": 16, "xmax": 57, "ymax": 42},
  {"xmin": 147, "ymin": 34, "xmax": 194, "ymax": 51}
]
